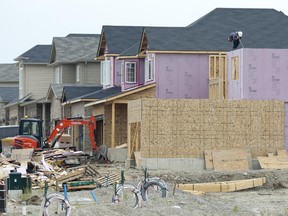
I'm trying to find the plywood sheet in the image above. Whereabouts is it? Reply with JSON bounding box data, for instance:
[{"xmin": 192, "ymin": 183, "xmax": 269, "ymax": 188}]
[{"xmin": 212, "ymin": 149, "xmax": 251, "ymax": 171}]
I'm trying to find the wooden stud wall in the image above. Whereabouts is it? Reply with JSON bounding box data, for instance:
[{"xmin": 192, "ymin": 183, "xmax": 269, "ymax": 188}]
[
  {"xmin": 103, "ymin": 86, "xmax": 156, "ymax": 148},
  {"xmin": 128, "ymin": 98, "xmax": 284, "ymax": 158},
  {"xmin": 209, "ymin": 54, "xmax": 227, "ymax": 99}
]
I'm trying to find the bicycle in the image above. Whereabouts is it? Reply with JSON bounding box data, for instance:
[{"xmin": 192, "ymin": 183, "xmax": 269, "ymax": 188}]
[{"xmin": 136, "ymin": 167, "xmax": 168, "ymax": 201}]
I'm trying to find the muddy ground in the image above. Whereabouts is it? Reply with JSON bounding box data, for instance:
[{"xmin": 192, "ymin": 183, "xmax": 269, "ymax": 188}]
[{"xmin": 2, "ymin": 162, "xmax": 288, "ymax": 216}]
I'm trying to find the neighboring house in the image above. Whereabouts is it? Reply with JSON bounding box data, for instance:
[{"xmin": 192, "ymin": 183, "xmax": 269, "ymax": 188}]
[
  {"xmin": 7, "ymin": 45, "xmax": 53, "ymax": 132},
  {"xmin": 0, "ymin": 64, "xmax": 19, "ymax": 125},
  {"xmin": 49, "ymin": 34, "xmax": 101, "ymax": 86},
  {"xmin": 46, "ymin": 34, "xmax": 101, "ymax": 148},
  {"xmin": 60, "ymin": 85, "xmax": 103, "ymax": 151}
]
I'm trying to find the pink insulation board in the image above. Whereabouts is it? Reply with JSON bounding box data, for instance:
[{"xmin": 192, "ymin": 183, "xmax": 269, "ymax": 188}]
[
  {"xmin": 227, "ymin": 48, "xmax": 288, "ymax": 100},
  {"xmin": 155, "ymin": 53, "xmax": 209, "ymax": 99}
]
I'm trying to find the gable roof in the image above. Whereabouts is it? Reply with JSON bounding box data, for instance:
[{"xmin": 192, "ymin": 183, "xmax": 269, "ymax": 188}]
[
  {"xmin": 0, "ymin": 64, "xmax": 19, "ymax": 82},
  {"xmin": 0, "ymin": 87, "xmax": 18, "ymax": 102},
  {"xmin": 49, "ymin": 35, "xmax": 100, "ymax": 65},
  {"xmin": 14, "ymin": 45, "xmax": 52, "ymax": 64},
  {"xmin": 5, "ymin": 93, "xmax": 32, "ymax": 108},
  {"xmin": 62, "ymin": 85, "xmax": 103, "ymax": 102},
  {"xmin": 140, "ymin": 8, "xmax": 288, "ymax": 52},
  {"xmin": 66, "ymin": 34, "xmax": 100, "ymax": 37},
  {"xmin": 85, "ymin": 84, "xmax": 156, "ymax": 107},
  {"xmin": 82, "ymin": 86, "xmax": 122, "ymax": 100},
  {"xmin": 97, "ymin": 26, "xmax": 144, "ymax": 57}
]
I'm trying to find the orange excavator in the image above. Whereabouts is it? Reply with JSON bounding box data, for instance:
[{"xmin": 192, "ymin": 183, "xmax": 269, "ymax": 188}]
[{"xmin": 12, "ymin": 116, "xmax": 98, "ymax": 154}]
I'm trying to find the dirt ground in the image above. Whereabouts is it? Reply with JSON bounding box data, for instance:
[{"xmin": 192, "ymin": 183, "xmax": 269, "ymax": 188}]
[{"xmin": 2, "ymin": 162, "xmax": 288, "ymax": 216}]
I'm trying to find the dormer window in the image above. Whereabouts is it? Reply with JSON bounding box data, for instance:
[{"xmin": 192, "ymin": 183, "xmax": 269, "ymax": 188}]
[
  {"xmin": 101, "ymin": 60, "xmax": 111, "ymax": 85},
  {"xmin": 125, "ymin": 62, "xmax": 137, "ymax": 83},
  {"xmin": 145, "ymin": 59, "xmax": 154, "ymax": 81}
]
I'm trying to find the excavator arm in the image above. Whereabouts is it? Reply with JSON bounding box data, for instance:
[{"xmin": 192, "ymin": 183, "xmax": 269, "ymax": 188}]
[{"xmin": 44, "ymin": 116, "xmax": 98, "ymax": 153}]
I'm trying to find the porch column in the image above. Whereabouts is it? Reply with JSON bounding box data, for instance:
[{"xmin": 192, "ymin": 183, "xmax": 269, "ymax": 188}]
[
  {"xmin": 42, "ymin": 103, "xmax": 46, "ymax": 139},
  {"xmin": 111, "ymin": 102, "xmax": 115, "ymax": 148}
]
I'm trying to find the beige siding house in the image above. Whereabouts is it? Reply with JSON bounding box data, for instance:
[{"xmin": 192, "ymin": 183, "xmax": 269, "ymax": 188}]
[
  {"xmin": 0, "ymin": 64, "xmax": 19, "ymax": 125},
  {"xmin": 46, "ymin": 34, "xmax": 102, "ymax": 150},
  {"xmin": 7, "ymin": 45, "xmax": 53, "ymax": 134}
]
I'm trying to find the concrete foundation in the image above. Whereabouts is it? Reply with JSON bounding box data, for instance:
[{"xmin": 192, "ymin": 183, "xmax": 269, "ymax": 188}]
[
  {"xmin": 107, "ymin": 148, "xmax": 127, "ymax": 162},
  {"xmin": 131, "ymin": 157, "xmax": 262, "ymax": 172},
  {"xmin": 139, "ymin": 158, "xmax": 205, "ymax": 172}
]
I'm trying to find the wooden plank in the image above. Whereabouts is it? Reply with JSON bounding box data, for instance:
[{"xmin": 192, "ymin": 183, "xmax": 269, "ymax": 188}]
[
  {"xmin": 212, "ymin": 149, "xmax": 251, "ymax": 171},
  {"xmin": 95, "ymin": 172, "xmax": 120, "ymax": 186},
  {"xmin": 134, "ymin": 151, "xmax": 142, "ymax": 168},
  {"xmin": 257, "ymin": 156, "xmax": 288, "ymax": 169},
  {"xmin": 66, "ymin": 184, "xmax": 97, "ymax": 191},
  {"xmin": 176, "ymin": 177, "xmax": 265, "ymax": 193},
  {"xmin": 56, "ymin": 170, "xmax": 84, "ymax": 183}
]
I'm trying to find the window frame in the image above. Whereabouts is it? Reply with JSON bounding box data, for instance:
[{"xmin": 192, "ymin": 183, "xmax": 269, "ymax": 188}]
[
  {"xmin": 125, "ymin": 62, "xmax": 137, "ymax": 83},
  {"xmin": 76, "ymin": 65, "xmax": 80, "ymax": 83},
  {"xmin": 101, "ymin": 60, "xmax": 111, "ymax": 85},
  {"xmin": 145, "ymin": 58, "xmax": 154, "ymax": 82},
  {"xmin": 232, "ymin": 56, "xmax": 239, "ymax": 80}
]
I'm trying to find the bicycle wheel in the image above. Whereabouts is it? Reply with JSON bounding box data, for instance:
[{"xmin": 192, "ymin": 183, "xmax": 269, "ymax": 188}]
[
  {"xmin": 141, "ymin": 179, "xmax": 168, "ymax": 201},
  {"xmin": 112, "ymin": 184, "xmax": 141, "ymax": 209},
  {"xmin": 40, "ymin": 193, "xmax": 71, "ymax": 216}
]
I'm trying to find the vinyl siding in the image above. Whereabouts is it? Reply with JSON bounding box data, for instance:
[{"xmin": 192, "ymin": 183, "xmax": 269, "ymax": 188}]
[
  {"xmin": 86, "ymin": 63, "xmax": 101, "ymax": 84},
  {"xmin": 62, "ymin": 65, "xmax": 76, "ymax": 83},
  {"xmin": 25, "ymin": 65, "xmax": 54, "ymax": 99}
]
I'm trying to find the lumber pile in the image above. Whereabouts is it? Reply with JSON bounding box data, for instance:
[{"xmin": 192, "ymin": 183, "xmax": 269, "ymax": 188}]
[
  {"xmin": 257, "ymin": 150, "xmax": 288, "ymax": 169},
  {"xmin": 176, "ymin": 177, "xmax": 266, "ymax": 193}
]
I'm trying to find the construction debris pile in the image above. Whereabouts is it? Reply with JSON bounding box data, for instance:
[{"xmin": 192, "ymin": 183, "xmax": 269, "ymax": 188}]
[{"xmin": 0, "ymin": 148, "xmax": 121, "ymax": 192}]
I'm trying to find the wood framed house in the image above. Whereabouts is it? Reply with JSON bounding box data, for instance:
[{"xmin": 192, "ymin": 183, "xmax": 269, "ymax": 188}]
[{"xmin": 85, "ymin": 8, "xmax": 288, "ymax": 168}]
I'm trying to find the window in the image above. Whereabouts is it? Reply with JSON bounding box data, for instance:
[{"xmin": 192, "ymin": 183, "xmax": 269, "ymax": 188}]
[
  {"xmin": 125, "ymin": 62, "xmax": 137, "ymax": 83},
  {"xmin": 101, "ymin": 60, "xmax": 111, "ymax": 85},
  {"xmin": 145, "ymin": 59, "xmax": 153, "ymax": 81},
  {"xmin": 55, "ymin": 67, "xmax": 60, "ymax": 84},
  {"xmin": 76, "ymin": 65, "xmax": 80, "ymax": 83},
  {"xmin": 232, "ymin": 57, "xmax": 239, "ymax": 80},
  {"xmin": 19, "ymin": 62, "xmax": 24, "ymax": 92}
]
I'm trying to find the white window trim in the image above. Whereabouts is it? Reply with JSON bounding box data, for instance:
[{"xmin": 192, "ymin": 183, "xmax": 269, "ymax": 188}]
[
  {"xmin": 76, "ymin": 65, "xmax": 80, "ymax": 83},
  {"xmin": 55, "ymin": 67, "xmax": 60, "ymax": 84},
  {"xmin": 125, "ymin": 62, "xmax": 137, "ymax": 83},
  {"xmin": 145, "ymin": 58, "xmax": 154, "ymax": 82},
  {"xmin": 101, "ymin": 60, "xmax": 111, "ymax": 85}
]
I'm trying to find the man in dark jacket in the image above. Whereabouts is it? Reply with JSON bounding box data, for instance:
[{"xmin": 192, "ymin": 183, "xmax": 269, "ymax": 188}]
[{"xmin": 228, "ymin": 31, "xmax": 243, "ymax": 49}]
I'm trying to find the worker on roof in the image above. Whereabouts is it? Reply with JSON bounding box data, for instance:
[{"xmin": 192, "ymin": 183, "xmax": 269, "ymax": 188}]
[{"xmin": 228, "ymin": 31, "xmax": 243, "ymax": 49}]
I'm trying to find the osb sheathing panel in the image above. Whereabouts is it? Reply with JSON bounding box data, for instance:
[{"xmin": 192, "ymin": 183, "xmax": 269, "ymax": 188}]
[
  {"xmin": 130, "ymin": 98, "xmax": 284, "ymax": 158},
  {"xmin": 103, "ymin": 87, "xmax": 155, "ymax": 148},
  {"xmin": 104, "ymin": 104, "xmax": 127, "ymax": 147}
]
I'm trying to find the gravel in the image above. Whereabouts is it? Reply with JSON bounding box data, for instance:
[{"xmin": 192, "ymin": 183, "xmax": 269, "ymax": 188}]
[{"xmin": 3, "ymin": 164, "xmax": 288, "ymax": 216}]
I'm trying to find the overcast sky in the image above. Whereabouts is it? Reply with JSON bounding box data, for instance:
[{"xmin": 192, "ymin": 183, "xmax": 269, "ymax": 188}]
[{"xmin": 1, "ymin": 0, "xmax": 287, "ymax": 63}]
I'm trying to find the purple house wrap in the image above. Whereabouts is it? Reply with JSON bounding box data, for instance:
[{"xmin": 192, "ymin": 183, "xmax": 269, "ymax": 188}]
[
  {"xmin": 155, "ymin": 53, "xmax": 209, "ymax": 99},
  {"xmin": 227, "ymin": 48, "xmax": 288, "ymax": 100},
  {"xmin": 227, "ymin": 48, "xmax": 288, "ymax": 149}
]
